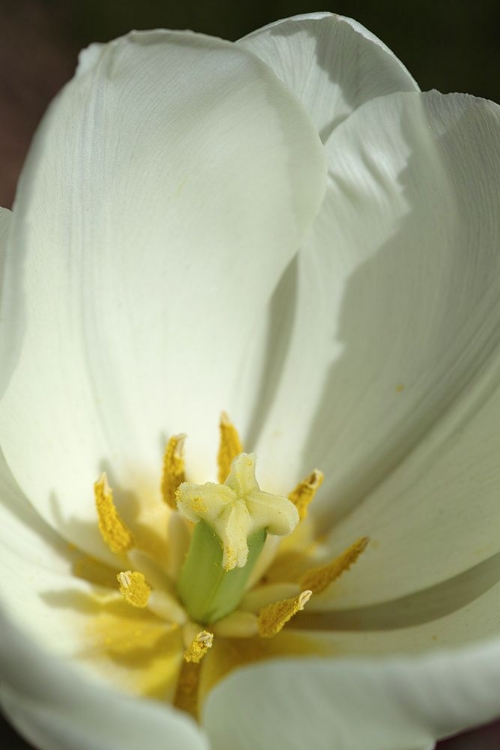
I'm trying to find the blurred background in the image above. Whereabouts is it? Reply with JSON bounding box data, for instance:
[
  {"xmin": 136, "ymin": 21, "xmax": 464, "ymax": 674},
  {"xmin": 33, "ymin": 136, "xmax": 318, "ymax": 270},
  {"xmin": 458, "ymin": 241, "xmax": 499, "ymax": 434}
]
[{"xmin": 0, "ymin": 0, "xmax": 499, "ymax": 747}]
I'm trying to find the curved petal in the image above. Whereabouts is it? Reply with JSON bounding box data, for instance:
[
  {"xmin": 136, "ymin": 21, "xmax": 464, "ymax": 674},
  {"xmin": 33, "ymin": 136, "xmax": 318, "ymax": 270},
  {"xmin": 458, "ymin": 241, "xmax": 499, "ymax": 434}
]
[
  {"xmin": 297, "ymin": 551, "xmax": 500, "ymax": 656},
  {"xmin": 0, "ymin": 207, "xmax": 10, "ymax": 257},
  {"xmin": 0, "ymin": 208, "xmax": 11, "ymax": 316},
  {"xmin": 203, "ymin": 639, "xmax": 500, "ymax": 750},
  {"xmin": 0, "ymin": 30, "xmax": 326, "ymax": 560},
  {"xmin": 0, "ymin": 449, "xmax": 184, "ymax": 699},
  {"xmin": 238, "ymin": 12, "xmax": 418, "ymax": 140},
  {"xmin": 0, "ymin": 456, "xmax": 111, "ymax": 579},
  {"xmin": 249, "ymin": 91, "xmax": 500, "ymax": 596},
  {"xmin": 0, "ymin": 609, "xmax": 207, "ymax": 750},
  {"xmin": 318, "ymin": 363, "xmax": 500, "ymax": 607}
]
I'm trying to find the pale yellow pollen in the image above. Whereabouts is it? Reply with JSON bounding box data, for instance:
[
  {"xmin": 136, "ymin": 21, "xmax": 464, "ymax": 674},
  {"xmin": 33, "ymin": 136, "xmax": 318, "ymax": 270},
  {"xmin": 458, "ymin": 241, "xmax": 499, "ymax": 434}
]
[
  {"xmin": 94, "ymin": 473, "xmax": 134, "ymax": 555},
  {"xmin": 299, "ymin": 537, "xmax": 369, "ymax": 595},
  {"xmin": 117, "ymin": 570, "xmax": 151, "ymax": 608},
  {"xmin": 161, "ymin": 434, "xmax": 186, "ymax": 509},
  {"xmin": 258, "ymin": 590, "xmax": 312, "ymax": 638},
  {"xmin": 288, "ymin": 469, "xmax": 324, "ymax": 521},
  {"xmin": 183, "ymin": 630, "xmax": 214, "ymax": 664},
  {"xmin": 217, "ymin": 411, "xmax": 243, "ymax": 483}
]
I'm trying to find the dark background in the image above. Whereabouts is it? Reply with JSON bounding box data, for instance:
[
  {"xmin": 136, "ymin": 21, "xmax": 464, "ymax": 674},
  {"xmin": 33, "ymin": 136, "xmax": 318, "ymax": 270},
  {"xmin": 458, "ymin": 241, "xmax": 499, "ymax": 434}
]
[{"xmin": 1, "ymin": 0, "xmax": 499, "ymax": 747}]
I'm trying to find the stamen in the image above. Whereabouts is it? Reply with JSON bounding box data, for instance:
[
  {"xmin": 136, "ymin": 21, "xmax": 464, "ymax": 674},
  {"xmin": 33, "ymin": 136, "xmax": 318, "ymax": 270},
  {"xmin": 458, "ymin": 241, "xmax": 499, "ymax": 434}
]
[
  {"xmin": 217, "ymin": 411, "xmax": 243, "ymax": 483},
  {"xmin": 288, "ymin": 469, "xmax": 324, "ymax": 521},
  {"xmin": 211, "ymin": 611, "xmax": 258, "ymax": 638},
  {"xmin": 117, "ymin": 570, "xmax": 151, "ymax": 608},
  {"xmin": 241, "ymin": 582, "xmax": 301, "ymax": 613},
  {"xmin": 174, "ymin": 662, "xmax": 201, "ymax": 718},
  {"xmin": 94, "ymin": 473, "xmax": 134, "ymax": 555},
  {"xmin": 258, "ymin": 590, "xmax": 312, "ymax": 638},
  {"xmin": 161, "ymin": 434, "xmax": 186, "ymax": 509},
  {"xmin": 148, "ymin": 590, "xmax": 187, "ymax": 625},
  {"xmin": 184, "ymin": 630, "xmax": 214, "ymax": 664},
  {"xmin": 299, "ymin": 537, "xmax": 369, "ymax": 595}
]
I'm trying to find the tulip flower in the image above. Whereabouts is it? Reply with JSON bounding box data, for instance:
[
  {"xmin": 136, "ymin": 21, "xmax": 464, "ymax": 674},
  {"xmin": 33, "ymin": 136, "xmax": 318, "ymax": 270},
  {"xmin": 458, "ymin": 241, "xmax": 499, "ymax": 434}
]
[{"xmin": 1, "ymin": 11, "xmax": 500, "ymax": 750}]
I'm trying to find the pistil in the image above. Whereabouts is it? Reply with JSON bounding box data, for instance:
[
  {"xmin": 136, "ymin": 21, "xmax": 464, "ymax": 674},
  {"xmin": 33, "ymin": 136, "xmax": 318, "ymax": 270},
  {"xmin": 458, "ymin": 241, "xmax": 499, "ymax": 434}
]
[{"xmin": 175, "ymin": 453, "xmax": 299, "ymax": 624}]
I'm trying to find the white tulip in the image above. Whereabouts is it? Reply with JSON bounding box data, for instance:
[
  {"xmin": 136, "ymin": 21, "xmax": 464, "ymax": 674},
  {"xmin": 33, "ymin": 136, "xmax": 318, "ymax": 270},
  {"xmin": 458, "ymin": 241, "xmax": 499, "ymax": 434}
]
[{"xmin": 1, "ymin": 11, "xmax": 500, "ymax": 750}]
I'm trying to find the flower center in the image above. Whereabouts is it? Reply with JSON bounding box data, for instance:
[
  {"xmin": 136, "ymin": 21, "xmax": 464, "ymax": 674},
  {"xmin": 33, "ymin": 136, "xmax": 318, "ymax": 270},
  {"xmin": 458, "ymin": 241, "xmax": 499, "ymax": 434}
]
[{"xmin": 92, "ymin": 412, "xmax": 368, "ymax": 715}]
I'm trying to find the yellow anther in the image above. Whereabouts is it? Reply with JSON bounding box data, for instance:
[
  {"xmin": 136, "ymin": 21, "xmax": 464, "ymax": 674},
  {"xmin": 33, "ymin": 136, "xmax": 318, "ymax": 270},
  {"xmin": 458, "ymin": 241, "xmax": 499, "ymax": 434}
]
[
  {"xmin": 241, "ymin": 582, "xmax": 301, "ymax": 613},
  {"xmin": 117, "ymin": 570, "xmax": 151, "ymax": 608},
  {"xmin": 94, "ymin": 473, "xmax": 134, "ymax": 555},
  {"xmin": 217, "ymin": 411, "xmax": 243, "ymax": 483},
  {"xmin": 183, "ymin": 630, "xmax": 214, "ymax": 664},
  {"xmin": 258, "ymin": 590, "xmax": 312, "ymax": 638},
  {"xmin": 288, "ymin": 469, "xmax": 324, "ymax": 521},
  {"xmin": 161, "ymin": 434, "xmax": 186, "ymax": 509},
  {"xmin": 300, "ymin": 537, "xmax": 369, "ymax": 595}
]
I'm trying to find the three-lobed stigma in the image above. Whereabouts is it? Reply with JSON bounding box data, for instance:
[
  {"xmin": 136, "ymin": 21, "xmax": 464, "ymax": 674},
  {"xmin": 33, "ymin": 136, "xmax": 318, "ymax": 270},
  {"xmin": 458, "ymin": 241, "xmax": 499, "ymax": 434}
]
[
  {"xmin": 176, "ymin": 452, "xmax": 299, "ymax": 571},
  {"xmin": 175, "ymin": 452, "xmax": 299, "ymax": 623}
]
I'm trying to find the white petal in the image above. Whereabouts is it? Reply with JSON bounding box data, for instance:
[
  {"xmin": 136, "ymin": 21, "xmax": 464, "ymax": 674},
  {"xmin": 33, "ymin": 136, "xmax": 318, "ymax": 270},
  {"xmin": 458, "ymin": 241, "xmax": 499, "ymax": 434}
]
[
  {"xmin": 203, "ymin": 639, "xmax": 500, "ymax": 750},
  {"xmin": 0, "ymin": 207, "xmax": 10, "ymax": 255},
  {"xmin": 316, "ymin": 363, "xmax": 500, "ymax": 607},
  {"xmin": 300, "ymin": 550, "xmax": 500, "ymax": 654},
  {"xmin": 0, "ymin": 609, "xmax": 207, "ymax": 750},
  {"xmin": 238, "ymin": 13, "xmax": 418, "ymax": 139},
  {"xmin": 0, "ymin": 448, "xmax": 83, "ymax": 643},
  {"xmin": 0, "ymin": 448, "xmax": 186, "ymax": 699},
  {"xmin": 0, "ymin": 30, "xmax": 326, "ymax": 560},
  {"xmin": 250, "ymin": 91, "xmax": 500, "ymax": 597}
]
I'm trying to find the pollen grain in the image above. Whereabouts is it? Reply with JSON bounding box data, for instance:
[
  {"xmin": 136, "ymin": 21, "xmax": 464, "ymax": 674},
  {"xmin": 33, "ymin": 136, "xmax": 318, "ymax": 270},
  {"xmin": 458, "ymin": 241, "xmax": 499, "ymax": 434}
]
[
  {"xmin": 258, "ymin": 590, "xmax": 312, "ymax": 638},
  {"xmin": 217, "ymin": 411, "xmax": 243, "ymax": 483},
  {"xmin": 117, "ymin": 570, "xmax": 151, "ymax": 608},
  {"xmin": 94, "ymin": 473, "xmax": 134, "ymax": 555},
  {"xmin": 300, "ymin": 536, "xmax": 369, "ymax": 595},
  {"xmin": 184, "ymin": 630, "xmax": 214, "ymax": 664},
  {"xmin": 162, "ymin": 434, "xmax": 187, "ymax": 509},
  {"xmin": 288, "ymin": 469, "xmax": 324, "ymax": 521}
]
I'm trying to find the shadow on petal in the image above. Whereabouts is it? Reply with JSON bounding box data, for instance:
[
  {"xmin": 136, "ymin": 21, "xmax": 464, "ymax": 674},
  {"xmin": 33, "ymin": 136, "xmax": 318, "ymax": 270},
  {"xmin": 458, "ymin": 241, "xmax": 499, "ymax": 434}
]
[
  {"xmin": 244, "ymin": 254, "xmax": 299, "ymax": 450},
  {"xmin": 40, "ymin": 587, "xmax": 184, "ymax": 700},
  {"xmin": 295, "ymin": 549, "xmax": 500, "ymax": 631}
]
